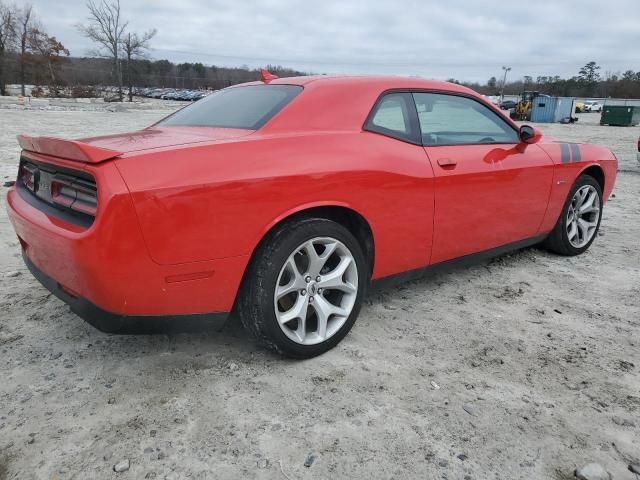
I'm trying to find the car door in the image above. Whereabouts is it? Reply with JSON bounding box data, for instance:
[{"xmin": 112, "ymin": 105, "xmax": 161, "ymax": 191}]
[
  {"xmin": 363, "ymin": 91, "xmax": 435, "ymax": 274},
  {"xmin": 412, "ymin": 92, "xmax": 554, "ymax": 264}
]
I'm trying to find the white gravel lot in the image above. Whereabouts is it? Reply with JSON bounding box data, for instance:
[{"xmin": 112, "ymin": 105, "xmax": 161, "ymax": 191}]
[{"xmin": 0, "ymin": 105, "xmax": 638, "ymax": 480}]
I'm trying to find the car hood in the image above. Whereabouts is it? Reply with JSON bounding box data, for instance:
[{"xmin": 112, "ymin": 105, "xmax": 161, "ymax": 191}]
[{"xmin": 77, "ymin": 126, "xmax": 254, "ymax": 154}]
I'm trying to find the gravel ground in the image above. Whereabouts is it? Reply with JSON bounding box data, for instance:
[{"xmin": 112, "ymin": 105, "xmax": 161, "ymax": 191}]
[{"xmin": 0, "ymin": 106, "xmax": 639, "ymax": 480}]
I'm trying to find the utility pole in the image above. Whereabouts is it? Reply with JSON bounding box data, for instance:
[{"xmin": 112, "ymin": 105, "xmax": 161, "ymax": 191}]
[{"xmin": 500, "ymin": 66, "xmax": 511, "ymax": 103}]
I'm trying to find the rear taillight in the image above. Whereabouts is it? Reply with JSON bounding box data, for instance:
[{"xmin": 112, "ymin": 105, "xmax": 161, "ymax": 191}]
[
  {"xmin": 51, "ymin": 175, "xmax": 97, "ymax": 216},
  {"xmin": 18, "ymin": 158, "xmax": 98, "ymax": 227},
  {"xmin": 21, "ymin": 163, "xmax": 38, "ymax": 192}
]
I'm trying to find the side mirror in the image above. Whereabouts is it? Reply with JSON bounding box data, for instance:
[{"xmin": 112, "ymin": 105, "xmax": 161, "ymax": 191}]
[{"xmin": 519, "ymin": 125, "xmax": 542, "ymax": 144}]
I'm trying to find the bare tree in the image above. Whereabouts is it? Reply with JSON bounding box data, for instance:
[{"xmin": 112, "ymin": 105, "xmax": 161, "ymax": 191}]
[
  {"xmin": 18, "ymin": 3, "xmax": 33, "ymax": 95},
  {"xmin": 0, "ymin": 1, "xmax": 17, "ymax": 96},
  {"xmin": 121, "ymin": 28, "xmax": 155, "ymax": 101},
  {"xmin": 28, "ymin": 28, "xmax": 69, "ymax": 96},
  {"xmin": 77, "ymin": 0, "xmax": 127, "ymax": 99}
]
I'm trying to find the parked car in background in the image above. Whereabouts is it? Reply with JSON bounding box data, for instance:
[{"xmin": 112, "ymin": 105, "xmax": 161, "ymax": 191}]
[
  {"xmin": 131, "ymin": 87, "xmax": 209, "ymax": 101},
  {"xmin": 155, "ymin": 88, "xmax": 209, "ymax": 101},
  {"xmin": 583, "ymin": 101, "xmax": 603, "ymax": 112},
  {"xmin": 575, "ymin": 101, "xmax": 585, "ymax": 113},
  {"xmin": 7, "ymin": 73, "xmax": 617, "ymax": 358},
  {"xmin": 500, "ymin": 100, "xmax": 517, "ymax": 110}
]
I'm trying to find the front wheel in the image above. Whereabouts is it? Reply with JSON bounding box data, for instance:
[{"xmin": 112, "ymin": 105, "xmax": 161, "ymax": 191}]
[
  {"xmin": 236, "ymin": 218, "xmax": 367, "ymax": 358},
  {"xmin": 543, "ymin": 175, "xmax": 603, "ymax": 256}
]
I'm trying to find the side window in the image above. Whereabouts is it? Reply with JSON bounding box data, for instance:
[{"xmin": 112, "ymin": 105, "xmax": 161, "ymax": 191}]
[
  {"xmin": 365, "ymin": 93, "xmax": 419, "ymax": 143},
  {"xmin": 412, "ymin": 93, "xmax": 519, "ymax": 146}
]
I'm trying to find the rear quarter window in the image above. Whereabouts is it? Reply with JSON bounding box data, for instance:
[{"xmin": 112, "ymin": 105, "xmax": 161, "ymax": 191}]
[
  {"xmin": 364, "ymin": 92, "xmax": 420, "ymax": 144},
  {"xmin": 160, "ymin": 84, "xmax": 302, "ymax": 130}
]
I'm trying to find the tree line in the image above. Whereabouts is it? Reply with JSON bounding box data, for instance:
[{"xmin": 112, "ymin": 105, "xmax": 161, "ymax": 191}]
[
  {"xmin": 453, "ymin": 62, "xmax": 640, "ymax": 99},
  {"xmin": 3, "ymin": 54, "xmax": 307, "ymax": 94}
]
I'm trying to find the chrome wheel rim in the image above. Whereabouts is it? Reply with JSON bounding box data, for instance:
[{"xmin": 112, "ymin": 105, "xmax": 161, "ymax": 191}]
[
  {"xmin": 566, "ymin": 185, "xmax": 600, "ymax": 248},
  {"xmin": 274, "ymin": 237, "xmax": 358, "ymax": 345}
]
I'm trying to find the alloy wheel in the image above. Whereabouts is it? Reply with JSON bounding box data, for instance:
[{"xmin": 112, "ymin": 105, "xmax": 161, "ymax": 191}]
[
  {"xmin": 566, "ymin": 185, "xmax": 600, "ymax": 248},
  {"xmin": 274, "ymin": 237, "xmax": 358, "ymax": 345}
]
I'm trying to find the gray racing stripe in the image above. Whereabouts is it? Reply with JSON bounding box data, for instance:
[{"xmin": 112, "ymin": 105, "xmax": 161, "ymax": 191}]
[
  {"xmin": 560, "ymin": 143, "xmax": 570, "ymax": 163},
  {"xmin": 570, "ymin": 143, "xmax": 581, "ymax": 162}
]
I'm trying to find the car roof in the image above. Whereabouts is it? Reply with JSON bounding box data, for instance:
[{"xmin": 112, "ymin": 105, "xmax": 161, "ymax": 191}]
[
  {"xmin": 233, "ymin": 74, "xmax": 510, "ymax": 134},
  {"xmin": 239, "ymin": 74, "xmax": 478, "ymax": 95}
]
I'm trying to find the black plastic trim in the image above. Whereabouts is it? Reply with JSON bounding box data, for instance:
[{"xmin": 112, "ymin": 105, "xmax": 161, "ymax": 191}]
[
  {"xmin": 371, "ymin": 234, "xmax": 548, "ymax": 291},
  {"xmin": 23, "ymin": 252, "xmax": 229, "ymax": 334}
]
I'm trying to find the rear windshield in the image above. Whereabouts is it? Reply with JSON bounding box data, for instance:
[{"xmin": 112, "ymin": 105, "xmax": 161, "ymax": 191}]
[{"xmin": 159, "ymin": 84, "xmax": 302, "ymax": 130}]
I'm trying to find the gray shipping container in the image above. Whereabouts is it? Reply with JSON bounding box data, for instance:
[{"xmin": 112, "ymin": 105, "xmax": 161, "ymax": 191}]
[{"xmin": 530, "ymin": 96, "xmax": 575, "ymax": 123}]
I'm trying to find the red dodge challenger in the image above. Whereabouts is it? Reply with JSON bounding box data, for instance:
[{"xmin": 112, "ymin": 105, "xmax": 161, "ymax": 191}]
[{"xmin": 6, "ymin": 72, "xmax": 617, "ymax": 357}]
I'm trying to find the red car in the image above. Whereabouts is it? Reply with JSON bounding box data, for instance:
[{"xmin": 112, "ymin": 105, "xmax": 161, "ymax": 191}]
[{"xmin": 7, "ymin": 72, "xmax": 617, "ymax": 358}]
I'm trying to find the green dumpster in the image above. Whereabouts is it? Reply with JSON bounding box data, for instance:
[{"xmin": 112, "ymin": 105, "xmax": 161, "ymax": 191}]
[{"xmin": 600, "ymin": 105, "xmax": 640, "ymax": 126}]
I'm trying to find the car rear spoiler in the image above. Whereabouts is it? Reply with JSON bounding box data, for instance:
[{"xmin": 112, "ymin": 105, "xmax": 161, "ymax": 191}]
[{"xmin": 17, "ymin": 135, "xmax": 123, "ymax": 164}]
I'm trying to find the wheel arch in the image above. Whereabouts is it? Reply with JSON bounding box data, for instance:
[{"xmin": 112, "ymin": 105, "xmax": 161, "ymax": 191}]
[
  {"xmin": 578, "ymin": 164, "xmax": 605, "ymax": 192},
  {"xmin": 231, "ymin": 202, "xmax": 376, "ymax": 314},
  {"xmin": 262, "ymin": 203, "xmax": 375, "ymax": 274}
]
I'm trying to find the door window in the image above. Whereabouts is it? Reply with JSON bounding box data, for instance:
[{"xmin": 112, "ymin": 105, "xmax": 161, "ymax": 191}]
[{"xmin": 413, "ymin": 93, "xmax": 519, "ymax": 146}]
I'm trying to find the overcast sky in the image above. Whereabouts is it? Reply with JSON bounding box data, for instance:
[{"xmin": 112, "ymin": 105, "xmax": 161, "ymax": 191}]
[{"xmin": 12, "ymin": 0, "xmax": 640, "ymax": 82}]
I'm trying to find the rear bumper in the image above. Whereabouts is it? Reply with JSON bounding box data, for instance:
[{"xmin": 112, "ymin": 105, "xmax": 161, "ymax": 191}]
[
  {"xmin": 6, "ymin": 166, "xmax": 249, "ymax": 317},
  {"xmin": 23, "ymin": 252, "xmax": 228, "ymax": 332}
]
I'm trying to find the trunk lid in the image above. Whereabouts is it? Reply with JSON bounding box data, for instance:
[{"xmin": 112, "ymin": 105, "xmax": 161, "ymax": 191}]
[
  {"xmin": 79, "ymin": 126, "xmax": 253, "ymax": 155},
  {"xmin": 18, "ymin": 126, "xmax": 253, "ymax": 164}
]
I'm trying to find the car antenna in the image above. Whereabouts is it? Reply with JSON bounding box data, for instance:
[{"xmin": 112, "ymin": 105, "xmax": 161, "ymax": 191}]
[{"xmin": 260, "ymin": 68, "xmax": 279, "ymax": 83}]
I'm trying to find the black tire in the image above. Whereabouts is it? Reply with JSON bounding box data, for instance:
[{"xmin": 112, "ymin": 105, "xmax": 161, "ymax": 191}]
[
  {"xmin": 543, "ymin": 174, "xmax": 603, "ymax": 256},
  {"xmin": 236, "ymin": 217, "xmax": 368, "ymax": 358}
]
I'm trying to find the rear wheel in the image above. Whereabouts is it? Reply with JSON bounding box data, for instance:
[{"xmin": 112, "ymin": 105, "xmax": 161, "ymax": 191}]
[
  {"xmin": 544, "ymin": 175, "xmax": 603, "ymax": 256},
  {"xmin": 236, "ymin": 218, "xmax": 367, "ymax": 358}
]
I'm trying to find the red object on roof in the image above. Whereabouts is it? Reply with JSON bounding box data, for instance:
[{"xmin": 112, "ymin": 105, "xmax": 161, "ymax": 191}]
[{"xmin": 260, "ymin": 68, "xmax": 279, "ymax": 83}]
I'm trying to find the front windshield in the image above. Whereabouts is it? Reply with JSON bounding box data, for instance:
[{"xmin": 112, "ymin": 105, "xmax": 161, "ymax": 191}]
[{"xmin": 159, "ymin": 84, "xmax": 303, "ymax": 130}]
